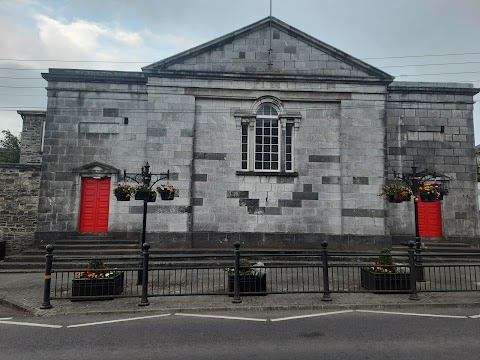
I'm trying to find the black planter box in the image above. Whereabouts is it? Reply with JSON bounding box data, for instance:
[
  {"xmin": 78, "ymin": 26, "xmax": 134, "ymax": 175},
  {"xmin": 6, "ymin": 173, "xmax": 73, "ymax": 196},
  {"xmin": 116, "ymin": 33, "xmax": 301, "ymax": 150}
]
[
  {"xmin": 159, "ymin": 190, "xmax": 175, "ymax": 200},
  {"xmin": 72, "ymin": 272, "xmax": 124, "ymax": 298},
  {"xmin": 360, "ymin": 268, "xmax": 410, "ymax": 291},
  {"xmin": 228, "ymin": 274, "xmax": 267, "ymax": 295},
  {"xmin": 135, "ymin": 190, "xmax": 156, "ymax": 202}
]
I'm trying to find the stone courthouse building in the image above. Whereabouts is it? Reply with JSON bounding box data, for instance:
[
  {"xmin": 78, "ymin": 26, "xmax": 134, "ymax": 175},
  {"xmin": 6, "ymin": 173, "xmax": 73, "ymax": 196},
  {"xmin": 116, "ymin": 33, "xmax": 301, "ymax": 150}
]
[{"xmin": 6, "ymin": 17, "xmax": 480, "ymax": 252}]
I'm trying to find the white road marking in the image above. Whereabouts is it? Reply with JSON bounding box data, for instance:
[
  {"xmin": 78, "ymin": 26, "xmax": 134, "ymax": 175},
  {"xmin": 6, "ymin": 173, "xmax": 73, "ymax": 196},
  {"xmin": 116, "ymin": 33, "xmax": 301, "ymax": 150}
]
[
  {"xmin": 67, "ymin": 314, "xmax": 171, "ymax": 328},
  {"xmin": 0, "ymin": 317, "xmax": 13, "ymax": 320},
  {"xmin": 270, "ymin": 310, "xmax": 354, "ymax": 322},
  {"xmin": 356, "ymin": 310, "xmax": 468, "ymax": 319},
  {"xmin": 469, "ymin": 314, "xmax": 480, "ymax": 319},
  {"xmin": 0, "ymin": 320, "xmax": 62, "ymax": 328},
  {"xmin": 175, "ymin": 313, "xmax": 268, "ymax": 322}
]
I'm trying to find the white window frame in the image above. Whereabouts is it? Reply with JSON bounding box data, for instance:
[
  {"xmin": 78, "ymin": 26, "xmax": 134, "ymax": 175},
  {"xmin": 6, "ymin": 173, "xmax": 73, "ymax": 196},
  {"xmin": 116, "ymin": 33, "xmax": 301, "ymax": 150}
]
[{"xmin": 236, "ymin": 99, "xmax": 301, "ymax": 174}]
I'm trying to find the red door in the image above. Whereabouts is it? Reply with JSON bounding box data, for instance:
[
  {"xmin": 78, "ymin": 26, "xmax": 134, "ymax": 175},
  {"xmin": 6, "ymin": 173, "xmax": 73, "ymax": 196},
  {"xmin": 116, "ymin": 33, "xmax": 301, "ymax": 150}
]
[
  {"xmin": 79, "ymin": 177, "xmax": 111, "ymax": 233},
  {"xmin": 418, "ymin": 198, "xmax": 443, "ymax": 237}
]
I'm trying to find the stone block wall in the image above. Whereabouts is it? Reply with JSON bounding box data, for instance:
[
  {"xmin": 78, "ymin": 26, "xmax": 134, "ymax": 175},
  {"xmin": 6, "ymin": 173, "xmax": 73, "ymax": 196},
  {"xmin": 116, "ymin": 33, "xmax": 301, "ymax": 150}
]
[
  {"xmin": 18, "ymin": 111, "xmax": 45, "ymax": 164},
  {"xmin": 0, "ymin": 164, "xmax": 41, "ymax": 255},
  {"xmin": 386, "ymin": 82, "xmax": 479, "ymax": 242}
]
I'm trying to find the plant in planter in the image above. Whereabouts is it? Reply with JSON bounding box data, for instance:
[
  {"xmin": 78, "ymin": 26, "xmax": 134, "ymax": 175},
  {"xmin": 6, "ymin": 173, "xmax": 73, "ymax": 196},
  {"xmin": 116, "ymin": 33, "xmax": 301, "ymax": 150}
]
[
  {"xmin": 418, "ymin": 185, "xmax": 439, "ymax": 202},
  {"xmin": 381, "ymin": 184, "xmax": 412, "ymax": 203},
  {"xmin": 134, "ymin": 185, "xmax": 157, "ymax": 202},
  {"xmin": 157, "ymin": 184, "xmax": 176, "ymax": 200},
  {"xmin": 72, "ymin": 260, "xmax": 124, "ymax": 298},
  {"xmin": 226, "ymin": 258, "xmax": 267, "ymax": 295},
  {"xmin": 113, "ymin": 184, "xmax": 135, "ymax": 201},
  {"xmin": 360, "ymin": 249, "xmax": 410, "ymax": 291}
]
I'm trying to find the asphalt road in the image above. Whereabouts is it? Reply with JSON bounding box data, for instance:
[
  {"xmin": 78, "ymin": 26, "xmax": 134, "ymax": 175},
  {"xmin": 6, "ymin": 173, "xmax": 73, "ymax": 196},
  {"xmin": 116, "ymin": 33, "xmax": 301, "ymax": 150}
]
[{"xmin": 1, "ymin": 307, "xmax": 480, "ymax": 360}]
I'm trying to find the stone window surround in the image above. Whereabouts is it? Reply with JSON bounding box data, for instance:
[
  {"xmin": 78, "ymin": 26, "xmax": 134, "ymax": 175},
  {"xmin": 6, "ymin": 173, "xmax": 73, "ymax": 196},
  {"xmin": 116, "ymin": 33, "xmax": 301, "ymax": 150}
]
[{"xmin": 234, "ymin": 96, "xmax": 301, "ymax": 175}]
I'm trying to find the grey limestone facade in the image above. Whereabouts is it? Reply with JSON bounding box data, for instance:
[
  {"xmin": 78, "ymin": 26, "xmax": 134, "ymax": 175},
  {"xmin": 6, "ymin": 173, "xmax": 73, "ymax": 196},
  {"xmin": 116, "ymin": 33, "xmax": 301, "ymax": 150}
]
[{"xmin": 14, "ymin": 17, "xmax": 478, "ymax": 250}]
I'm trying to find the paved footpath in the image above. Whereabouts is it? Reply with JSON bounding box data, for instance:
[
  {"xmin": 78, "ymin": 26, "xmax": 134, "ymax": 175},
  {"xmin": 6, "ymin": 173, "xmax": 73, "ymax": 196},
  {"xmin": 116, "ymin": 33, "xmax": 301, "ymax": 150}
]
[{"xmin": 0, "ymin": 272, "xmax": 479, "ymax": 317}]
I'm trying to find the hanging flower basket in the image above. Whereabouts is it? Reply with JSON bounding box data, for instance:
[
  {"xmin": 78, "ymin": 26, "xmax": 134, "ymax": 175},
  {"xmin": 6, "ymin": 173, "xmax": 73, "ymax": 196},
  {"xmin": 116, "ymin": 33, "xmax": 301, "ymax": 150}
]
[
  {"xmin": 418, "ymin": 185, "xmax": 440, "ymax": 202},
  {"xmin": 134, "ymin": 188, "xmax": 157, "ymax": 202},
  {"xmin": 382, "ymin": 185, "xmax": 412, "ymax": 204},
  {"xmin": 113, "ymin": 185, "xmax": 134, "ymax": 201},
  {"xmin": 157, "ymin": 185, "xmax": 176, "ymax": 201}
]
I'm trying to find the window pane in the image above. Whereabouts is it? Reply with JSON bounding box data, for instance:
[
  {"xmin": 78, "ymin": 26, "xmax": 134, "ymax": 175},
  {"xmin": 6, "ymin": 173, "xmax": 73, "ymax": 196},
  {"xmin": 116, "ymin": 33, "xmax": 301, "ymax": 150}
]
[
  {"xmin": 272, "ymin": 128, "xmax": 278, "ymax": 136},
  {"xmin": 264, "ymin": 137, "xmax": 270, "ymax": 144},
  {"xmin": 256, "ymin": 128, "xmax": 262, "ymax": 135},
  {"xmin": 272, "ymin": 154, "xmax": 278, "ymax": 161},
  {"xmin": 242, "ymin": 162, "xmax": 247, "ymax": 169},
  {"xmin": 263, "ymin": 162, "xmax": 270, "ymax": 169},
  {"xmin": 255, "ymin": 162, "xmax": 262, "ymax": 169},
  {"xmin": 271, "ymin": 163, "xmax": 278, "ymax": 170},
  {"xmin": 272, "ymin": 119, "xmax": 278, "ymax": 127},
  {"xmin": 242, "ymin": 153, "xmax": 247, "ymax": 161},
  {"xmin": 264, "ymin": 120, "xmax": 270, "ymax": 127},
  {"xmin": 255, "ymin": 153, "xmax": 262, "ymax": 161},
  {"xmin": 286, "ymin": 154, "xmax": 291, "ymax": 161},
  {"xmin": 242, "ymin": 144, "xmax": 247, "ymax": 152},
  {"xmin": 242, "ymin": 126, "xmax": 248, "ymax": 135},
  {"xmin": 242, "ymin": 136, "xmax": 247, "ymax": 143},
  {"xmin": 264, "ymin": 153, "xmax": 270, "ymax": 161},
  {"xmin": 286, "ymin": 163, "xmax": 292, "ymax": 171},
  {"xmin": 256, "ymin": 136, "xmax": 262, "ymax": 144},
  {"xmin": 264, "ymin": 128, "xmax": 270, "ymax": 135},
  {"xmin": 256, "ymin": 145, "xmax": 262, "ymax": 152},
  {"xmin": 264, "ymin": 145, "xmax": 270, "ymax": 152},
  {"xmin": 272, "ymin": 137, "xmax": 278, "ymax": 144},
  {"xmin": 272, "ymin": 145, "xmax": 278, "ymax": 152},
  {"xmin": 286, "ymin": 137, "xmax": 291, "ymax": 144},
  {"xmin": 256, "ymin": 104, "xmax": 278, "ymax": 116},
  {"xmin": 286, "ymin": 145, "xmax": 291, "ymax": 152}
]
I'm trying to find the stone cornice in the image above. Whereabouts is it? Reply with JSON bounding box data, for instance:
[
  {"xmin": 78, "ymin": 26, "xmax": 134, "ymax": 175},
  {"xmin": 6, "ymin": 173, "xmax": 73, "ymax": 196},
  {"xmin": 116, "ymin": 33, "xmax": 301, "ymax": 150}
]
[
  {"xmin": 17, "ymin": 110, "xmax": 46, "ymax": 117},
  {"xmin": 42, "ymin": 69, "xmax": 147, "ymax": 85},
  {"xmin": 388, "ymin": 82, "xmax": 480, "ymax": 96},
  {"xmin": 146, "ymin": 70, "xmax": 394, "ymax": 85}
]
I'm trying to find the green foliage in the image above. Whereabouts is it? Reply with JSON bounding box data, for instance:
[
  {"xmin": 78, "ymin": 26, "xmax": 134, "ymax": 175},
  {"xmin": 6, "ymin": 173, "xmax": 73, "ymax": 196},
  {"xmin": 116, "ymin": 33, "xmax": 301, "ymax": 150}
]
[
  {"xmin": 0, "ymin": 130, "xmax": 20, "ymax": 163},
  {"xmin": 378, "ymin": 248, "xmax": 393, "ymax": 266}
]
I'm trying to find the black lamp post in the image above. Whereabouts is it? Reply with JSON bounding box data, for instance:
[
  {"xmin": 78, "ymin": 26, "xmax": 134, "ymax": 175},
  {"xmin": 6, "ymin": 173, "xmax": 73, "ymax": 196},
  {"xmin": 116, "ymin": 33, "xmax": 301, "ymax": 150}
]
[
  {"xmin": 393, "ymin": 166, "xmax": 450, "ymax": 280},
  {"xmin": 123, "ymin": 163, "xmax": 169, "ymax": 284},
  {"xmin": 123, "ymin": 162, "xmax": 169, "ymax": 250}
]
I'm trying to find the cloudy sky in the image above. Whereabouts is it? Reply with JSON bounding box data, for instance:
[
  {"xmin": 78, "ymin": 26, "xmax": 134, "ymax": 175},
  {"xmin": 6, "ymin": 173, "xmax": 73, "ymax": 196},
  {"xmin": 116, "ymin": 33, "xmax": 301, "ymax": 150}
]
[{"xmin": 1, "ymin": 0, "xmax": 479, "ymax": 143}]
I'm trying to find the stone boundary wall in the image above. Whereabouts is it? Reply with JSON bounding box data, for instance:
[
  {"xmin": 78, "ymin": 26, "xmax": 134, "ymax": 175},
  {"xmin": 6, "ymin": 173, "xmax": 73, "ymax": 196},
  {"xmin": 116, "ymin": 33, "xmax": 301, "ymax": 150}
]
[{"xmin": 0, "ymin": 164, "xmax": 41, "ymax": 256}]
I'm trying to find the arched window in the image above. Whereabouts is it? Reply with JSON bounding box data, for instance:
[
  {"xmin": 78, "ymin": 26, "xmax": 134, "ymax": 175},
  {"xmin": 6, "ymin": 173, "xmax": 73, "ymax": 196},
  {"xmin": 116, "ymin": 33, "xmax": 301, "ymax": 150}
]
[{"xmin": 239, "ymin": 100, "xmax": 298, "ymax": 173}]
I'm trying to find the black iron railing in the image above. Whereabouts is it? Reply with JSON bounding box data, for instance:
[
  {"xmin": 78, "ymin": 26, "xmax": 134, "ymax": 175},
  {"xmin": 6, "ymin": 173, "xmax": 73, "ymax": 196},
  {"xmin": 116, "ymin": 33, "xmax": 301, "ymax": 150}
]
[{"xmin": 40, "ymin": 241, "xmax": 480, "ymax": 309}]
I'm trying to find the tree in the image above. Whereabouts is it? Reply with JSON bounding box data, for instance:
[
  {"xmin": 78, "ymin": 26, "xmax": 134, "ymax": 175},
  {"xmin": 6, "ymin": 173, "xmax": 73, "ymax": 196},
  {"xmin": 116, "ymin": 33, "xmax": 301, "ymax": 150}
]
[{"xmin": 0, "ymin": 130, "xmax": 21, "ymax": 163}]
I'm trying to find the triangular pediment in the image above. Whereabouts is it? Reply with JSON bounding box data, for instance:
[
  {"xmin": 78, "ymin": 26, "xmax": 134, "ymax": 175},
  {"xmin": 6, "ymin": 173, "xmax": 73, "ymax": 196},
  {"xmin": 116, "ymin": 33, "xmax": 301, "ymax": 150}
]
[
  {"xmin": 143, "ymin": 17, "xmax": 393, "ymax": 83},
  {"xmin": 71, "ymin": 161, "xmax": 120, "ymax": 175}
]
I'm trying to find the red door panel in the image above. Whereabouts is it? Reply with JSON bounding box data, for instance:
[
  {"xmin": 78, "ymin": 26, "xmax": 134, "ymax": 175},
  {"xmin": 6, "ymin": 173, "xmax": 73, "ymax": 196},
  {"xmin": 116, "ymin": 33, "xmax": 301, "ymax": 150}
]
[
  {"xmin": 79, "ymin": 178, "xmax": 110, "ymax": 232},
  {"xmin": 418, "ymin": 197, "xmax": 442, "ymax": 237}
]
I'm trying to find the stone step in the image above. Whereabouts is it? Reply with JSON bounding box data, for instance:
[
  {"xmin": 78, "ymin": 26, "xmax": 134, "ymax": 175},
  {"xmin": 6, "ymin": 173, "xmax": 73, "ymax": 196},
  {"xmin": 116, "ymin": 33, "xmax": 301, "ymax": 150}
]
[{"xmin": 37, "ymin": 244, "xmax": 139, "ymax": 251}]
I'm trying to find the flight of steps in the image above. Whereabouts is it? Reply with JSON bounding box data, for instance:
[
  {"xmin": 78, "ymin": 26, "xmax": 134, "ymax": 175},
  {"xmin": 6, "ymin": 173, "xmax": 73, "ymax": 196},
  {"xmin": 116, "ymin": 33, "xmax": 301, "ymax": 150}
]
[
  {"xmin": 392, "ymin": 240, "xmax": 480, "ymax": 262},
  {"xmin": 1, "ymin": 237, "xmax": 479, "ymax": 272},
  {"xmin": 0, "ymin": 238, "xmax": 141, "ymax": 271},
  {"xmin": 0, "ymin": 237, "xmax": 327, "ymax": 272}
]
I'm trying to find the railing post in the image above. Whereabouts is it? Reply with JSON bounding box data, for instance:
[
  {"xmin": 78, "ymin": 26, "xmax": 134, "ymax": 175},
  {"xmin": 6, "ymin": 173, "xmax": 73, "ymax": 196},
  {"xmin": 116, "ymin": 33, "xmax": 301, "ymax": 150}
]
[
  {"xmin": 408, "ymin": 240, "xmax": 419, "ymax": 300},
  {"xmin": 40, "ymin": 244, "xmax": 54, "ymax": 309},
  {"xmin": 321, "ymin": 241, "xmax": 332, "ymax": 301},
  {"xmin": 232, "ymin": 241, "xmax": 242, "ymax": 304},
  {"xmin": 138, "ymin": 242, "xmax": 150, "ymax": 306}
]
